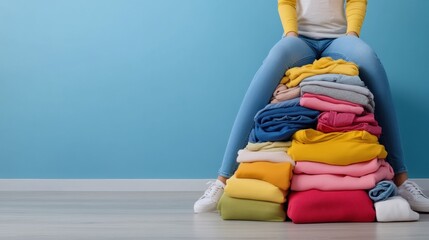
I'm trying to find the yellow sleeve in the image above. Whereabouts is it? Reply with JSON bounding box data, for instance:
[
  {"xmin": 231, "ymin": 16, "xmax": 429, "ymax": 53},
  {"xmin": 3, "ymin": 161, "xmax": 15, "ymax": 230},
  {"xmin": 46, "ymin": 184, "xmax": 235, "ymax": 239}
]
[
  {"xmin": 346, "ymin": 0, "xmax": 367, "ymax": 36},
  {"xmin": 278, "ymin": 0, "xmax": 298, "ymax": 35}
]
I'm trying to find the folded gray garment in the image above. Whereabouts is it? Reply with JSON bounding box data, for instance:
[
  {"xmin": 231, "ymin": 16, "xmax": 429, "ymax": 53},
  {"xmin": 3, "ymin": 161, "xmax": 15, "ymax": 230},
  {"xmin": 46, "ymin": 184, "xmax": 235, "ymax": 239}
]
[
  {"xmin": 300, "ymin": 80, "xmax": 373, "ymax": 97},
  {"xmin": 300, "ymin": 81, "xmax": 375, "ymax": 112},
  {"xmin": 301, "ymin": 74, "xmax": 366, "ymax": 86}
]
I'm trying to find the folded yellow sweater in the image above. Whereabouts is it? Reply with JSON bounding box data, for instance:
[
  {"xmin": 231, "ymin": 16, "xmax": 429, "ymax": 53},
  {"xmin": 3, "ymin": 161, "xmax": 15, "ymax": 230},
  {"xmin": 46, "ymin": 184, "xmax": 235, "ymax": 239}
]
[
  {"xmin": 281, "ymin": 57, "xmax": 359, "ymax": 87},
  {"xmin": 235, "ymin": 162, "xmax": 293, "ymax": 190},
  {"xmin": 225, "ymin": 176, "xmax": 286, "ymax": 203},
  {"xmin": 288, "ymin": 129, "xmax": 387, "ymax": 165}
]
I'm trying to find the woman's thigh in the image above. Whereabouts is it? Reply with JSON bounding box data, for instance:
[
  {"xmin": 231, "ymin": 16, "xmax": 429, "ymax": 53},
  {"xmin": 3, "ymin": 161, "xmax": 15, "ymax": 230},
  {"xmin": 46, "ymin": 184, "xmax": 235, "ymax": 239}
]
[{"xmin": 321, "ymin": 36, "xmax": 406, "ymax": 174}]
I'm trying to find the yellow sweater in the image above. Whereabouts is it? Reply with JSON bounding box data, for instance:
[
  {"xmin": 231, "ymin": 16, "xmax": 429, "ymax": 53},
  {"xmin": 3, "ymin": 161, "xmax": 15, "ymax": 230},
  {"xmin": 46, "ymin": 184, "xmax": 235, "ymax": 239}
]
[
  {"xmin": 225, "ymin": 176, "xmax": 286, "ymax": 203},
  {"xmin": 288, "ymin": 129, "xmax": 388, "ymax": 165},
  {"xmin": 235, "ymin": 162, "xmax": 293, "ymax": 191},
  {"xmin": 281, "ymin": 57, "xmax": 359, "ymax": 87},
  {"xmin": 278, "ymin": 0, "xmax": 367, "ymax": 36}
]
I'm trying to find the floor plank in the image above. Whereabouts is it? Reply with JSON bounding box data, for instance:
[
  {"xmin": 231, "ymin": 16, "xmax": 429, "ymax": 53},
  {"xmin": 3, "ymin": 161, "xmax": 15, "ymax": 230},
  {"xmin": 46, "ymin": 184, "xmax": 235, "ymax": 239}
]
[{"xmin": 0, "ymin": 192, "xmax": 427, "ymax": 240}]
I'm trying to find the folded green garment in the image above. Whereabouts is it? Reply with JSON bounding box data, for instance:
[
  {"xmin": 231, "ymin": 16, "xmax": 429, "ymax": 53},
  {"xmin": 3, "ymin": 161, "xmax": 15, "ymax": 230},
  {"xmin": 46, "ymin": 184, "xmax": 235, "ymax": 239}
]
[{"xmin": 217, "ymin": 194, "xmax": 285, "ymax": 221}]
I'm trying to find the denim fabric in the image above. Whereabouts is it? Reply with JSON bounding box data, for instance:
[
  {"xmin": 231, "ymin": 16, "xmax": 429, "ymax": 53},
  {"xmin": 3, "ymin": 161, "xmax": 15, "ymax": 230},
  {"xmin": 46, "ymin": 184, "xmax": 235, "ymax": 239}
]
[
  {"xmin": 248, "ymin": 98, "xmax": 319, "ymax": 143},
  {"xmin": 218, "ymin": 35, "xmax": 407, "ymax": 178}
]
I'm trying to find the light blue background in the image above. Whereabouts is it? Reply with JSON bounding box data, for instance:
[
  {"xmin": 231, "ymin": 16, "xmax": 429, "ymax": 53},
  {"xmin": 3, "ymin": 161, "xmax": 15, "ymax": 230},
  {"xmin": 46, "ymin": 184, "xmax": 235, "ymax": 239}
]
[{"xmin": 1, "ymin": 0, "xmax": 428, "ymax": 178}]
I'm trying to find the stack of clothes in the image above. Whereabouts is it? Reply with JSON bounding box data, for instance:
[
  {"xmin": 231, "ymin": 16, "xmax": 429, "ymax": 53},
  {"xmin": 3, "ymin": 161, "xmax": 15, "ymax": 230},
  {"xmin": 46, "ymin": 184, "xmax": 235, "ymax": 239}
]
[
  {"xmin": 217, "ymin": 98, "xmax": 319, "ymax": 221},
  {"xmin": 281, "ymin": 57, "xmax": 418, "ymax": 223},
  {"xmin": 217, "ymin": 57, "xmax": 419, "ymax": 223}
]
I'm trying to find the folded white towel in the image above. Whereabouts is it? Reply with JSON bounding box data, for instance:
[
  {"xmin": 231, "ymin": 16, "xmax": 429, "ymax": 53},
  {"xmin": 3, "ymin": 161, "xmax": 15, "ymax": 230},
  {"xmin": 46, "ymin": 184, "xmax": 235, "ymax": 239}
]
[{"xmin": 375, "ymin": 196, "xmax": 419, "ymax": 222}]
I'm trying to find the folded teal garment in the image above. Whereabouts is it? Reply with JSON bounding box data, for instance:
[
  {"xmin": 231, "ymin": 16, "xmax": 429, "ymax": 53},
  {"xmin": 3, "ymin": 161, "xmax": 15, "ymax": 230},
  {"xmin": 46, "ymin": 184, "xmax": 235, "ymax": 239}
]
[
  {"xmin": 217, "ymin": 194, "xmax": 285, "ymax": 221},
  {"xmin": 369, "ymin": 180, "xmax": 398, "ymax": 202}
]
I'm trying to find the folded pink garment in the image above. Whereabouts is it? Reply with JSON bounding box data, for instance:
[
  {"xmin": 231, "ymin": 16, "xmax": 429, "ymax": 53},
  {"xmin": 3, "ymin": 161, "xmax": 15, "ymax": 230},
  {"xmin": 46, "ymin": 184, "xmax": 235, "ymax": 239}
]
[
  {"xmin": 287, "ymin": 189, "xmax": 376, "ymax": 223},
  {"xmin": 317, "ymin": 111, "xmax": 382, "ymax": 137},
  {"xmin": 294, "ymin": 158, "xmax": 384, "ymax": 177},
  {"xmin": 300, "ymin": 93, "xmax": 364, "ymax": 114},
  {"xmin": 291, "ymin": 161, "xmax": 394, "ymax": 191},
  {"xmin": 271, "ymin": 85, "xmax": 301, "ymax": 103}
]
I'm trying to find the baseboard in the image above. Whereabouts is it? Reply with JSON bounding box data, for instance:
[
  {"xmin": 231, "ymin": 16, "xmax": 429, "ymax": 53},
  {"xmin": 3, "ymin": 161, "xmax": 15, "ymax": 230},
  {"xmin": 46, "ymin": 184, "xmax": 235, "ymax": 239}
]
[
  {"xmin": 0, "ymin": 179, "xmax": 212, "ymax": 192},
  {"xmin": 0, "ymin": 178, "xmax": 428, "ymax": 192}
]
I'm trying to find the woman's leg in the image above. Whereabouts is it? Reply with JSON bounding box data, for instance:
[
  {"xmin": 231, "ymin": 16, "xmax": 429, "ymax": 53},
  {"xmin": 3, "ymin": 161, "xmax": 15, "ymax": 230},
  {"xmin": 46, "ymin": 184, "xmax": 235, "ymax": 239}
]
[
  {"xmin": 195, "ymin": 37, "xmax": 316, "ymax": 213},
  {"xmin": 321, "ymin": 36, "xmax": 407, "ymax": 178},
  {"xmin": 217, "ymin": 37, "xmax": 316, "ymax": 179},
  {"xmin": 322, "ymin": 36, "xmax": 429, "ymax": 213}
]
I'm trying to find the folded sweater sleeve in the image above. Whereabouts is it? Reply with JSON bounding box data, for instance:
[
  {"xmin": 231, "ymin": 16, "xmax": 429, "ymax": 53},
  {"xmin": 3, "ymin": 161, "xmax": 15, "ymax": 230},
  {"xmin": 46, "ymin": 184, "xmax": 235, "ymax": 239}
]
[
  {"xmin": 346, "ymin": 0, "xmax": 367, "ymax": 35},
  {"xmin": 278, "ymin": 0, "xmax": 298, "ymax": 35}
]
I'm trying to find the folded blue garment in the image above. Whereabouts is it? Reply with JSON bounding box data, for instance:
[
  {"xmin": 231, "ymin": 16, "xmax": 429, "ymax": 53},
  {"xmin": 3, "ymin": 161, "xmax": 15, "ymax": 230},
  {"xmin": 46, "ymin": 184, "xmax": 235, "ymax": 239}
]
[
  {"xmin": 369, "ymin": 180, "xmax": 398, "ymax": 202},
  {"xmin": 249, "ymin": 98, "xmax": 320, "ymax": 142}
]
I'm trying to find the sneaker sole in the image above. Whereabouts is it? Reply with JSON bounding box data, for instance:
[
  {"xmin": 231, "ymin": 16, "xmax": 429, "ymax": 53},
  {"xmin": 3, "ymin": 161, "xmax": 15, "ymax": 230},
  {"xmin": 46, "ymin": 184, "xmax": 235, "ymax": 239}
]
[{"xmin": 411, "ymin": 205, "xmax": 429, "ymax": 213}]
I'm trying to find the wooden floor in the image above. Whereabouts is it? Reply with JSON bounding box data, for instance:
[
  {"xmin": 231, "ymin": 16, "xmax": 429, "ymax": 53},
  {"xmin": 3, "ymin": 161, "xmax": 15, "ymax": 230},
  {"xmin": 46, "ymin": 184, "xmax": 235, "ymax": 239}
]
[{"xmin": 0, "ymin": 191, "xmax": 428, "ymax": 240}]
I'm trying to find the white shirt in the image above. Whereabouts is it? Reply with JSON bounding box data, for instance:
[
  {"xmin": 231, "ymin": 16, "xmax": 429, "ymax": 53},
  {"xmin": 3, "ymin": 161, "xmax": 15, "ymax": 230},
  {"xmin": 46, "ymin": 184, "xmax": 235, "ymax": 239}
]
[{"xmin": 297, "ymin": 0, "xmax": 347, "ymax": 39}]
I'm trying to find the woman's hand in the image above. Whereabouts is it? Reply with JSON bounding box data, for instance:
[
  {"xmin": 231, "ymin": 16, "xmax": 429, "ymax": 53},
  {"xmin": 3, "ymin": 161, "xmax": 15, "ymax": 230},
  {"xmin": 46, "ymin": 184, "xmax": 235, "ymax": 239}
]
[
  {"xmin": 285, "ymin": 31, "xmax": 298, "ymax": 37},
  {"xmin": 346, "ymin": 31, "xmax": 359, "ymax": 37}
]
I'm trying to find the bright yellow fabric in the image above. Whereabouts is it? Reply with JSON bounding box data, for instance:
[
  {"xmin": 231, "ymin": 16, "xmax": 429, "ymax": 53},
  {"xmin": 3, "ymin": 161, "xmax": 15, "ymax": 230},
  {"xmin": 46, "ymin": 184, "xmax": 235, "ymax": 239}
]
[
  {"xmin": 346, "ymin": 0, "xmax": 367, "ymax": 35},
  {"xmin": 288, "ymin": 129, "xmax": 387, "ymax": 165},
  {"xmin": 245, "ymin": 141, "xmax": 292, "ymax": 152},
  {"xmin": 278, "ymin": 0, "xmax": 298, "ymax": 35},
  {"xmin": 280, "ymin": 57, "xmax": 359, "ymax": 87},
  {"xmin": 235, "ymin": 162, "xmax": 293, "ymax": 190},
  {"xmin": 277, "ymin": 0, "xmax": 367, "ymax": 36},
  {"xmin": 225, "ymin": 176, "xmax": 286, "ymax": 203}
]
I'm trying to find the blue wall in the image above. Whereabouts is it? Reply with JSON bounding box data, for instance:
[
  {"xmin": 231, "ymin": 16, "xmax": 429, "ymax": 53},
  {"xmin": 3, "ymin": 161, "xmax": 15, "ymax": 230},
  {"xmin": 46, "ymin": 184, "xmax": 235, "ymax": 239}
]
[{"xmin": 0, "ymin": 0, "xmax": 428, "ymax": 178}]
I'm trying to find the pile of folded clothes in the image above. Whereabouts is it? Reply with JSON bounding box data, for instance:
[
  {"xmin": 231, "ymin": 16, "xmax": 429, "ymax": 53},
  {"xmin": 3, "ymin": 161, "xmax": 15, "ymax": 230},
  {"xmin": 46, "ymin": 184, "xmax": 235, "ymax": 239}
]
[
  {"xmin": 284, "ymin": 57, "xmax": 419, "ymax": 223},
  {"xmin": 217, "ymin": 98, "xmax": 319, "ymax": 221},
  {"xmin": 217, "ymin": 57, "xmax": 419, "ymax": 223}
]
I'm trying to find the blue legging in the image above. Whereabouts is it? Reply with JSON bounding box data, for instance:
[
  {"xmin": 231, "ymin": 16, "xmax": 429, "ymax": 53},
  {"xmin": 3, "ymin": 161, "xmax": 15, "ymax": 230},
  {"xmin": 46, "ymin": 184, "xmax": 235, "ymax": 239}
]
[{"xmin": 218, "ymin": 35, "xmax": 407, "ymax": 178}]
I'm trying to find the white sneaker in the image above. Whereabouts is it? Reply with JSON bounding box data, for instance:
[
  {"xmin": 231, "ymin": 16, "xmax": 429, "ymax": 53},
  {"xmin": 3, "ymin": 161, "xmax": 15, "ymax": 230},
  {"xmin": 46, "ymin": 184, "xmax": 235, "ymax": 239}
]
[
  {"xmin": 398, "ymin": 180, "xmax": 429, "ymax": 213},
  {"xmin": 194, "ymin": 180, "xmax": 225, "ymax": 213}
]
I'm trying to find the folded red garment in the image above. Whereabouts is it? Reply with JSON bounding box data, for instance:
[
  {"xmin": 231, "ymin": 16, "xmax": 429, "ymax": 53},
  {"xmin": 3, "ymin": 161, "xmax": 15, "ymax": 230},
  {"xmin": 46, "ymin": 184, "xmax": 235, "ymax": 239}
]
[
  {"xmin": 287, "ymin": 189, "xmax": 375, "ymax": 223},
  {"xmin": 317, "ymin": 111, "xmax": 382, "ymax": 137}
]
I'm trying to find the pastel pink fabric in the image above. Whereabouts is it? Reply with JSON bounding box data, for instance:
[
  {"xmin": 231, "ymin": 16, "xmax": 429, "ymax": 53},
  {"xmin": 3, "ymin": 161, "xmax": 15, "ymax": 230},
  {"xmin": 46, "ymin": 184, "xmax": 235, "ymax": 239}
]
[
  {"xmin": 294, "ymin": 158, "xmax": 384, "ymax": 177},
  {"xmin": 291, "ymin": 161, "xmax": 394, "ymax": 191},
  {"xmin": 287, "ymin": 189, "xmax": 375, "ymax": 223},
  {"xmin": 300, "ymin": 93, "xmax": 364, "ymax": 114},
  {"xmin": 271, "ymin": 85, "xmax": 301, "ymax": 103},
  {"xmin": 317, "ymin": 111, "xmax": 382, "ymax": 137}
]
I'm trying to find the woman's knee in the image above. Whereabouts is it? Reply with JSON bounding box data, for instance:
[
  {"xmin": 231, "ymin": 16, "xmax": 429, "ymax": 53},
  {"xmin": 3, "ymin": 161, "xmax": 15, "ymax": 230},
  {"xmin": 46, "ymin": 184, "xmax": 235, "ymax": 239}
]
[
  {"xmin": 266, "ymin": 37, "xmax": 315, "ymax": 67},
  {"xmin": 324, "ymin": 36, "xmax": 380, "ymax": 65}
]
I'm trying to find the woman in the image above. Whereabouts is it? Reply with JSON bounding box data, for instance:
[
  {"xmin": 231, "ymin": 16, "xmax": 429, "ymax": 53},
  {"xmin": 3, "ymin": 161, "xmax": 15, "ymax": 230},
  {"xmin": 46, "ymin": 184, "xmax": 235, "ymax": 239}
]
[{"xmin": 194, "ymin": 0, "xmax": 429, "ymax": 213}]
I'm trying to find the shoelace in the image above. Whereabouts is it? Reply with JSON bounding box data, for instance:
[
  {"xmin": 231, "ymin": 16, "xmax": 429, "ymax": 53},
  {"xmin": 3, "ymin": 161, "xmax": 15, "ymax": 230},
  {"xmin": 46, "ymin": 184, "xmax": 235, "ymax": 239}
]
[
  {"xmin": 404, "ymin": 181, "xmax": 429, "ymax": 199},
  {"xmin": 200, "ymin": 181, "xmax": 222, "ymax": 199}
]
